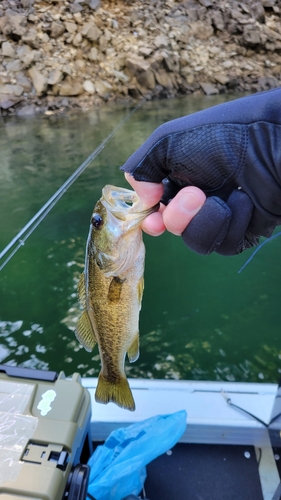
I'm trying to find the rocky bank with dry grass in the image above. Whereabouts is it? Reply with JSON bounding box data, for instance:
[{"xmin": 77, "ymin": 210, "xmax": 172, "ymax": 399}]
[{"xmin": 0, "ymin": 0, "xmax": 281, "ymax": 115}]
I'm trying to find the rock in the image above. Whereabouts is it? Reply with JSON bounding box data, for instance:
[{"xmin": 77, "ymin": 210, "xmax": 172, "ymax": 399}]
[
  {"xmin": 200, "ymin": 82, "xmax": 219, "ymax": 95},
  {"xmin": 16, "ymin": 104, "xmax": 36, "ymax": 116},
  {"xmin": 50, "ymin": 22, "xmax": 65, "ymax": 39},
  {"xmin": 5, "ymin": 60, "xmax": 23, "ymax": 72},
  {"xmin": 221, "ymin": 60, "xmax": 233, "ymax": 69},
  {"xmin": 17, "ymin": 45, "xmax": 32, "ymax": 60},
  {"xmin": 243, "ymin": 28, "xmax": 261, "ymax": 46},
  {"xmin": 154, "ymin": 35, "xmax": 169, "ymax": 48},
  {"xmin": 111, "ymin": 70, "xmax": 129, "ymax": 83},
  {"xmin": 214, "ymin": 73, "xmax": 230, "ymax": 85},
  {"xmin": 154, "ymin": 69, "xmax": 173, "ymax": 89},
  {"xmin": 21, "ymin": 0, "xmax": 34, "ymax": 7},
  {"xmin": 72, "ymin": 32, "xmax": 83, "ymax": 46},
  {"xmin": 81, "ymin": 23, "xmax": 102, "ymax": 42},
  {"xmin": 212, "ymin": 11, "xmax": 225, "ymax": 31},
  {"xmin": 95, "ymin": 80, "xmax": 112, "ymax": 97},
  {"xmin": 126, "ymin": 56, "xmax": 150, "ymax": 74},
  {"xmin": 0, "ymin": 94, "xmax": 22, "ymax": 109},
  {"xmin": 190, "ymin": 21, "xmax": 214, "ymax": 40},
  {"xmin": 15, "ymin": 72, "xmax": 32, "ymax": 92},
  {"xmin": 47, "ymin": 69, "xmax": 63, "ymax": 86},
  {"xmin": 83, "ymin": 80, "xmax": 95, "ymax": 94},
  {"xmin": 136, "ymin": 69, "xmax": 155, "ymax": 89},
  {"xmin": 22, "ymin": 30, "xmax": 39, "ymax": 49},
  {"xmin": 138, "ymin": 46, "xmax": 153, "ymax": 57},
  {"xmin": 65, "ymin": 22, "xmax": 78, "ymax": 34},
  {"xmin": 0, "ymin": 84, "xmax": 24, "ymax": 96},
  {"xmin": 59, "ymin": 80, "xmax": 84, "ymax": 96},
  {"xmin": 29, "ymin": 67, "xmax": 47, "ymax": 95},
  {"xmin": 88, "ymin": 47, "xmax": 99, "ymax": 61},
  {"xmin": 0, "ymin": 11, "xmax": 27, "ymax": 37},
  {"xmin": 2, "ymin": 41, "xmax": 15, "ymax": 58},
  {"xmin": 89, "ymin": 0, "xmax": 100, "ymax": 10},
  {"xmin": 251, "ymin": 2, "xmax": 265, "ymax": 23}
]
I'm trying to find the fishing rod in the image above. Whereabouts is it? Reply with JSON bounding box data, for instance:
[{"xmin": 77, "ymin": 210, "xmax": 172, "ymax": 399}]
[{"xmin": 0, "ymin": 100, "xmax": 144, "ymax": 272}]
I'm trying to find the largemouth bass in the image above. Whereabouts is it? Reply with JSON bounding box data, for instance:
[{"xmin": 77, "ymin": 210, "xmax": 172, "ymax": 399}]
[{"xmin": 75, "ymin": 185, "xmax": 158, "ymax": 411}]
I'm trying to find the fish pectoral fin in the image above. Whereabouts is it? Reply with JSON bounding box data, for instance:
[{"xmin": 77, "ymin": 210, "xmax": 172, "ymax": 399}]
[
  {"xmin": 75, "ymin": 310, "xmax": 97, "ymax": 352},
  {"xmin": 107, "ymin": 276, "xmax": 125, "ymax": 302},
  {"xmin": 77, "ymin": 272, "xmax": 86, "ymax": 308},
  {"xmin": 138, "ymin": 277, "xmax": 144, "ymax": 307},
  {"xmin": 95, "ymin": 373, "xmax": 135, "ymax": 411},
  {"xmin": 127, "ymin": 333, "xmax": 139, "ymax": 363}
]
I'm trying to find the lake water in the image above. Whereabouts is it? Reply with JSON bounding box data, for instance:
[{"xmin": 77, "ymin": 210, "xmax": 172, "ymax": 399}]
[{"xmin": 1, "ymin": 94, "xmax": 281, "ymax": 384}]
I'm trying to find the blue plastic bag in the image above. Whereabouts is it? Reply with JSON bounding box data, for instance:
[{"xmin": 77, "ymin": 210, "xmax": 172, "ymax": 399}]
[{"xmin": 87, "ymin": 410, "xmax": 187, "ymax": 500}]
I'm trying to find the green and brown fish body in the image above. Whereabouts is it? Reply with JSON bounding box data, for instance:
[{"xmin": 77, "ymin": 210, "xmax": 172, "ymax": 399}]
[{"xmin": 76, "ymin": 185, "xmax": 157, "ymax": 411}]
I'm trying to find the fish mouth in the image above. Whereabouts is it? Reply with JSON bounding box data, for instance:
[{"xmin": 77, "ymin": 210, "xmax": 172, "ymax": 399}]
[{"xmin": 102, "ymin": 185, "xmax": 159, "ymax": 221}]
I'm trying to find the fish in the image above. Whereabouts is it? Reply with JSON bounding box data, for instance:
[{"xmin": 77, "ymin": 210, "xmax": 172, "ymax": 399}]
[{"xmin": 75, "ymin": 185, "xmax": 159, "ymax": 411}]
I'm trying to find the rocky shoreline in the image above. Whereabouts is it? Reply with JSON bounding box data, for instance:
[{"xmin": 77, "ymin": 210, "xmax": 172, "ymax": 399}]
[{"xmin": 0, "ymin": 0, "xmax": 281, "ymax": 116}]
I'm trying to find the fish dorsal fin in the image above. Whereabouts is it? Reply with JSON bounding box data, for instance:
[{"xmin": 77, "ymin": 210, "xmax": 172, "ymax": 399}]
[
  {"xmin": 75, "ymin": 310, "xmax": 96, "ymax": 352},
  {"xmin": 127, "ymin": 333, "xmax": 139, "ymax": 363},
  {"xmin": 77, "ymin": 272, "xmax": 87, "ymax": 308},
  {"xmin": 107, "ymin": 276, "xmax": 125, "ymax": 302}
]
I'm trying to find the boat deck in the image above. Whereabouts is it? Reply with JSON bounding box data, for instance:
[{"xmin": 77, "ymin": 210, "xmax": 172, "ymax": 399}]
[{"xmin": 84, "ymin": 378, "xmax": 281, "ymax": 500}]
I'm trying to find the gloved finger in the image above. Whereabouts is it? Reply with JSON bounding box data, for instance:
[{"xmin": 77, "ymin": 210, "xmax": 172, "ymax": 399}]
[
  {"xmin": 162, "ymin": 187, "xmax": 206, "ymax": 236},
  {"xmin": 182, "ymin": 197, "xmax": 232, "ymax": 255},
  {"xmin": 124, "ymin": 173, "xmax": 164, "ymax": 210},
  {"xmin": 216, "ymin": 190, "xmax": 254, "ymax": 255},
  {"xmin": 182, "ymin": 191, "xmax": 255, "ymax": 256}
]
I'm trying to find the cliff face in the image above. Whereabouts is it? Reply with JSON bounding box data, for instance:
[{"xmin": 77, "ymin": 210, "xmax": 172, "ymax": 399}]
[{"xmin": 0, "ymin": 0, "xmax": 281, "ymax": 115}]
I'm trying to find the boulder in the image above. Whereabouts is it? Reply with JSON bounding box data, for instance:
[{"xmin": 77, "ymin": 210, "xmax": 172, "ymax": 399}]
[
  {"xmin": 200, "ymin": 82, "xmax": 219, "ymax": 94},
  {"xmin": 65, "ymin": 22, "xmax": 78, "ymax": 34},
  {"xmin": 2, "ymin": 41, "xmax": 15, "ymax": 58},
  {"xmin": 154, "ymin": 70, "xmax": 173, "ymax": 89},
  {"xmin": 95, "ymin": 80, "xmax": 112, "ymax": 97},
  {"xmin": 0, "ymin": 11, "xmax": 27, "ymax": 37},
  {"xmin": 81, "ymin": 23, "xmax": 102, "ymax": 42},
  {"xmin": 29, "ymin": 67, "xmax": 47, "ymax": 95},
  {"xmin": 48, "ymin": 69, "xmax": 63, "ymax": 86},
  {"xmin": 0, "ymin": 94, "xmax": 22, "ymax": 109},
  {"xmin": 59, "ymin": 80, "xmax": 84, "ymax": 96},
  {"xmin": 83, "ymin": 80, "xmax": 95, "ymax": 94},
  {"xmin": 50, "ymin": 22, "xmax": 65, "ymax": 39},
  {"xmin": 0, "ymin": 84, "xmax": 24, "ymax": 96},
  {"xmin": 15, "ymin": 72, "xmax": 32, "ymax": 92}
]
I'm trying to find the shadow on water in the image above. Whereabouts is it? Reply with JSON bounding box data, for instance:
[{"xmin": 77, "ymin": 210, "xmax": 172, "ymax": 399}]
[{"xmin": 0, "ymin": 94, "xmax": 281, "ymax": 383}]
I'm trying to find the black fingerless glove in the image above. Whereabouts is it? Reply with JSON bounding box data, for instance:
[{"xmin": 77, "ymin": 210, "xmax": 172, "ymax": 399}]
[{"xmin": 122, "ymin": 89, "xmax": 281, "ymax": 255}]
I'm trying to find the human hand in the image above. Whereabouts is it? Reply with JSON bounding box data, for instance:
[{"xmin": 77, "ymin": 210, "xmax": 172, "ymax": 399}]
[
  {"xmin": 125, "ymin": 172, "xmax": 206, "ymax": 237},
  {"xmin": 122, "ymin": 89, "xmax": 281, "ymax": 255}
]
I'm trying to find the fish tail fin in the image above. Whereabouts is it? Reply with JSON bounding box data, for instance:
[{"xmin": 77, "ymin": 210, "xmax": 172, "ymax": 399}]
[{"xmin": 95, "ymin": 373, "xmax": 135, "ymax": 411}]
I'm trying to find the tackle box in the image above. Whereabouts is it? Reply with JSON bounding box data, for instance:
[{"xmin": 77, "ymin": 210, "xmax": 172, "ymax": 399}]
[{"xmin": 0, "ymin": 365, "xmax": 93, "ymax": 500}]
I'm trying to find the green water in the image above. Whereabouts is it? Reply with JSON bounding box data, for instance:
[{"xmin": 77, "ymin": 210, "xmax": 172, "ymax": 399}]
[{"xmin": 1, "ymin": 95, "xmax": 281, "ymax": 383}]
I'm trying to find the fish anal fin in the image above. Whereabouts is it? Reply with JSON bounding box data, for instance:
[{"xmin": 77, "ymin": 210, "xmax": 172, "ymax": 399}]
[
  {"xmin": 138, "ymin": 277, "xmax": 144, "ymax": 306},
  {"xmin": 127, "ymin": 333, "xmax": 139, "ymax": 363},
  {"xmin": 95, "ymin": 373, "xmax": 135, "ymax": 411},
  {"xmin": 107, "ymin": 276, "xmax": 125, "ymax": 302},
  {"xmin": 75, "ymin": 310, "xmax": 96, "ymax": 352}
]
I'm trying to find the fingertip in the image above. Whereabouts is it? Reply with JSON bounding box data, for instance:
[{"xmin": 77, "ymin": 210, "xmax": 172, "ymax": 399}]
[
  {"xmin": 141, "ymin": 212, "xmax": 166, "ymax": 236},
  {"xmin": 163, "ymin": 186, "xmax": 206, "ymax": 235},
  {"xmin": 124, "ymin": 173, "xmax": 164, "ymax": 209}
]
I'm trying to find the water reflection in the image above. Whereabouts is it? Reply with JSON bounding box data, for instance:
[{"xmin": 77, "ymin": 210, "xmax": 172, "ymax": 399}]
[{"xmin": 0, "ymin": 95, "xmax": 281, "ymax": 383}]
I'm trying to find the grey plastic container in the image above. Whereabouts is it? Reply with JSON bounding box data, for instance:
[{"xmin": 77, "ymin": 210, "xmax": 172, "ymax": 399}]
[{"xmin": 0, "ymin": 366, "xmax": 92, "ymax": 500}]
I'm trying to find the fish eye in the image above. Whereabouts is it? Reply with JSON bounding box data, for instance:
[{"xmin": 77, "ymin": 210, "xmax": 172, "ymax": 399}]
[{"xmin": 91, "ymin": 213, "xmax": 103, "ymax": 229}]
